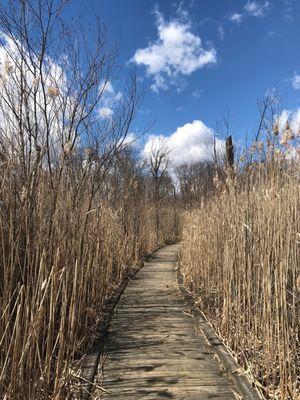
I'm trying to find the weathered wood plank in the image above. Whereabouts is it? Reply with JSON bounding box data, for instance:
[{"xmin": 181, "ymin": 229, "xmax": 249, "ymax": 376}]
[{"xmin": 91, "ymin": 244, "xmax": 239, "ymax": 399}]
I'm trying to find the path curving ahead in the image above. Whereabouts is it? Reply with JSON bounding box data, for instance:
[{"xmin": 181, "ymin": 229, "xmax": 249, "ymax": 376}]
[{"xmin": 93, "ymin": 244, "xmax": 238, "ymax": 399}]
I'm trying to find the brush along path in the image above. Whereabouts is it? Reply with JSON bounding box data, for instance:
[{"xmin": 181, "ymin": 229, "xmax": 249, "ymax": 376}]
[{"xmin": 89, "ymin": 244, "xmax": 243, "ymax": 399}]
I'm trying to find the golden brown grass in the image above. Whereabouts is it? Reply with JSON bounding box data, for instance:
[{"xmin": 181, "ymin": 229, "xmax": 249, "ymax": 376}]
[
  {"xmin": 0, "ymin": 154, "xmax": 179, "ymax": 399},
  {"xmin": 181, "ymin": 157, "xmax": 300, "ymax": 399}
]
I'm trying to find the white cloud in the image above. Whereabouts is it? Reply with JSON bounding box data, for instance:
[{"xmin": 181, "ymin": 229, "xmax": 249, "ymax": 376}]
[
  {"xmin": 0, "ymin": 33, "xmax": 74, "ymax": 154},
  {"xmin": 98, "ymin": 80, "xmax": 122, "ymax": 119},
  {"xmin": 276, "ymin": 109, "xmax": 300, "ymax": 160},
  {"xmin": 143, "ymin": 135, "xmax": 168, "ymax": 158},
  {"xmin": 131, "ymin": 10, "xmax": 217, "ymax": 92},
  {"xmin": 291, "ymin": 74, "xmax": 300, "ymax": 90},
  {"xmin": 230, "ymin": 13, "xmax": 243, "ymax": 23},
  {"xmin": 117, "ymin": 132, "xmax": 137, "ymax": 149},
  {"xmin": 277, "ymin": 109, "xmax": 290, "ymax": 132},
  {"xmin": 143, "ymin": 120, "xmax": 225, "ymax": 169},
  {"xmin": 244, "ymin": 1, "xmax": 270, "ymax": 17},
  {"xmin": 230, "ymin": 1, "xmax": 270, "ymax": 25},
  {"xmin": 290, "ymin": 110, "xmax": 300, "ymax": 134},
  {"xmin": 277, "ymin": 109, "xmax": 300, "ymax": 135}
]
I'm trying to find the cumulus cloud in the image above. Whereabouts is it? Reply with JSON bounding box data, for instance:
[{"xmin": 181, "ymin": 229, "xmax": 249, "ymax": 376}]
[
  {"xmin": 0, "ymin": 33, "xmax": 72, "ymax": 153},
  {"xmin": 143, "ymin": 120, "xmax": 225, "ymax": 169},
  {"xmin": 291, "ymin": 74, "xmax": 300, "ymax": 90},
  {"xmin": 0, "ymin": 32, "xmax": 125, "ymax": 166},
  {"xmin": 131, "ymin": 10, "xmax": 217, "ymax": 92}
]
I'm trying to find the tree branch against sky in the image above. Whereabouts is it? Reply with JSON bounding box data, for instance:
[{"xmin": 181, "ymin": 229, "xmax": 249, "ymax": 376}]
[{"xmin": 0, "ymin": 2, "xmax": 299, "ymax": 399}]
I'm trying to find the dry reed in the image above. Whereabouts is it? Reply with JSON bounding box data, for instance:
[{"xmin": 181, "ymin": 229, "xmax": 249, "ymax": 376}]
[
  {"xmin": 181, "ymin": 154, "xmax": 300, "ymax": 399},
  {"xmin": 0, "ymin": 155, "xmax": 179, "ymax": 399}
]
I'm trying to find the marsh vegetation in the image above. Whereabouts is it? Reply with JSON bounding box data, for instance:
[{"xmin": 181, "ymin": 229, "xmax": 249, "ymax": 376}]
[{"xmin": 0, "ymin": 1, "xmax": 298, "ymax": 399}]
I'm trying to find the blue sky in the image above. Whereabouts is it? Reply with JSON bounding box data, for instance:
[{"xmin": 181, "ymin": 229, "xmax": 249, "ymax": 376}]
[{"xmin": 72, "ymin": 0, "xmax": 300, "ymax": 163}]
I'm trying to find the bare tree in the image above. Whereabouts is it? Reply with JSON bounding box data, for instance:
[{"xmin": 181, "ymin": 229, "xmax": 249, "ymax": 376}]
[
  {"xmin": 0, "ymin": 0, "xmax": 140, "ymax": 265},
  {"xmin": 0, "ymin": 1, "xmax": 140, "ymax": 398},
  {"xmin": 175, "ymin": 161, "xmax": 218, "ymax": 205},
  {"xmin": 148, "ymin": 138, "xmax": 170, "ymax": 242}
]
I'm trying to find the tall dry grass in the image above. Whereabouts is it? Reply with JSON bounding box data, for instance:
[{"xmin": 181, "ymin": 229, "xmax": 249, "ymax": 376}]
[
  {"xmin": 0, "ymin": 152, "xmax": 179, "ymax": 399},
  {"xmin": 0, "ymin": 2, "xmax": 181, "ymax": 397},
  {"xmin": 181, "ymin": 154, "xmax": 300, "ymax": 399}
]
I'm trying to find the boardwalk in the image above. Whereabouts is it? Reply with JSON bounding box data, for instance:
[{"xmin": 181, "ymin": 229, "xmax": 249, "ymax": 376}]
[{"xmin": 85, "ymin": 244, "xmax": 256, "ymax": 399}]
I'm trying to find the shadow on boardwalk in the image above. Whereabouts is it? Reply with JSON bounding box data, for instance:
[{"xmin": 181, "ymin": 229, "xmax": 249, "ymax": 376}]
[{"xmin": 81, "ymin": 244, "xmax": 258, "ymax": 400}]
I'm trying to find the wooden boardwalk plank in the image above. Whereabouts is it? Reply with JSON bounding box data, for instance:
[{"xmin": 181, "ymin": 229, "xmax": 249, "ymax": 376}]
[{"xmin": 91, "ymin": 244, "xmax": 239, "ymax": 399}]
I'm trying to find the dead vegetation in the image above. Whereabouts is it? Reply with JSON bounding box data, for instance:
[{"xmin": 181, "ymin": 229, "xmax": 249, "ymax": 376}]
[
  {"xmin": 180, "ymin": 115, "xmax": 300, "ymax": 399},
  {"xmin": 0, "ymin": 1, "xmax": 298, "ymax": 399},
  {"xmin": 0, "ymin": 1, "xmax": 179, "ymax": 398}
]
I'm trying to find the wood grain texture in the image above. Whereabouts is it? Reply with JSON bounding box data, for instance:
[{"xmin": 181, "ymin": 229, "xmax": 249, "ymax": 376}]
[{"xmin": 92, "ymin": 244, "xmax": 238, "ymax": 399}]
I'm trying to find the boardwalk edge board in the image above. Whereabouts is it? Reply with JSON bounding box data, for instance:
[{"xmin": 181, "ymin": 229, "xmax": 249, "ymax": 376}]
[
  {"xmin": 176, "ymin": 263, "xmax": 263, "ymax": 400},
  {"xmin": 77, "ymin": 243, "xmax": 262, "ymax": 400},
  {"xmin": 76, "ymin": 245, "xmax": 166, "ymax": 399}
]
